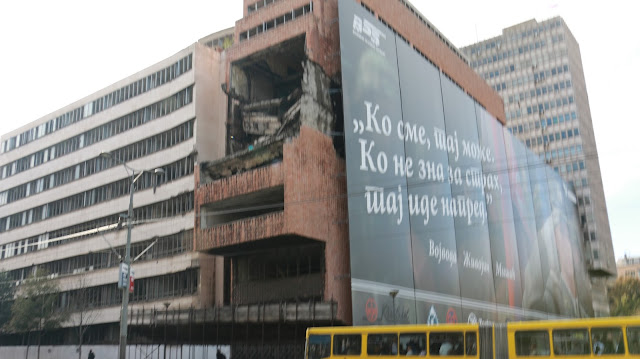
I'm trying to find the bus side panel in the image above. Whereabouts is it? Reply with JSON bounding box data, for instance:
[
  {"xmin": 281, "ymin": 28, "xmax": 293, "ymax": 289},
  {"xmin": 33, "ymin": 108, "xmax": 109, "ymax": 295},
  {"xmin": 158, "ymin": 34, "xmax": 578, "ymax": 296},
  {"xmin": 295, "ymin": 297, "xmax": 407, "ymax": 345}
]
[
  {"xmin": 494, "ymin": 324, "xmax": 509, "ymax": 359},
  {"xmin": 480, "ymin": 326, "xmax": 494, "ymax": 359}
]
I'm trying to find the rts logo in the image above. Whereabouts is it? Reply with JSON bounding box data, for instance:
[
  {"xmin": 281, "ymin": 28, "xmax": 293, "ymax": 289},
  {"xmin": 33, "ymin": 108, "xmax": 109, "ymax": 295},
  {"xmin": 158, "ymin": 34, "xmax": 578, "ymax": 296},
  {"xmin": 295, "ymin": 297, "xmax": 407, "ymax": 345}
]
[
  {"xmin": 352, "ymin": 14, "xmax": 386, "ymax": 56},
  {"xmin": 365, "ymin": 297, "xmax": 379, "ymax": 323}
]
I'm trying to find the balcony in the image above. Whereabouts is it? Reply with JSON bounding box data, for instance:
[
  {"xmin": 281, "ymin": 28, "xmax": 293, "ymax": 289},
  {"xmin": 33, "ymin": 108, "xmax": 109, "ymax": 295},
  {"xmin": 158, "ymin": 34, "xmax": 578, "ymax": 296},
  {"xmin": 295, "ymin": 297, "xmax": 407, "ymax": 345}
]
[{"xmin": 196, "ymin": 211, "xmax": 285, "ymax": 251}]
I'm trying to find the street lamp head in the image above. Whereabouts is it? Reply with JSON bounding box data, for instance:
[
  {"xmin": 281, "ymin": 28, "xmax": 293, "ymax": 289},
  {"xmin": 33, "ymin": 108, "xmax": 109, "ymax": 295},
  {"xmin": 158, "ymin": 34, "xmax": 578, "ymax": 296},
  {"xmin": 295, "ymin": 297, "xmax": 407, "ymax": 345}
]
[
  {"xmin": 154, "ymin": 168, "xmax": 165, "ymax": 175},
  {"xmin": 100, "ymin": 151, "xmax": 113, "ymax": 159},
  {"xmin": 389, "ymin": 290, "xmax": 399, "ymax": 298}
]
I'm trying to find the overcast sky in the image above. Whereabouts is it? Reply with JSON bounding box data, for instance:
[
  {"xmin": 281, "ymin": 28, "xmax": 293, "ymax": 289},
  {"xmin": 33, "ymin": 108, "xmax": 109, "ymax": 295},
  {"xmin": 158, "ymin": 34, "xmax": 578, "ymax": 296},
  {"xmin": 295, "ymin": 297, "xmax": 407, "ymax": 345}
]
[{"xmin": 1, "ymin": 0, "xmax": 638, "ymax": 259}]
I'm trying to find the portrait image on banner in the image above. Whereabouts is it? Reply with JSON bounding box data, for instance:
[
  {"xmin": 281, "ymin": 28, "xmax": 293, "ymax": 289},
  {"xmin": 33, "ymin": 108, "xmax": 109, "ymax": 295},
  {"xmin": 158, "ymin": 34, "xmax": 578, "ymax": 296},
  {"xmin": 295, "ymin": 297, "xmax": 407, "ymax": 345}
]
[{"xmin": 475, "ymin": 106, "xmax": 523, "ymax": 321}]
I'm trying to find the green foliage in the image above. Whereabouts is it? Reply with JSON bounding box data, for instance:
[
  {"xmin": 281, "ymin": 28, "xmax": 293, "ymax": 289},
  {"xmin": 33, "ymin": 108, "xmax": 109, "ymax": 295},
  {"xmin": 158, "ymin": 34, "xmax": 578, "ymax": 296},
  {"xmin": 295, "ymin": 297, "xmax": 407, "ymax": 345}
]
[
  {"xmin": 8, "ymin": 269, "xmax": 63, "ymax": 334},
  {"xmin": 608, "ymin": 276, "xmax": 640, "ymax": 316},
  {"xmin": 223, "ymin": 36, "xmax": 233, "ymax": 50},
  {"xmin": 0, "ymin": 271, "xmax": 15, "ymax": 332}
]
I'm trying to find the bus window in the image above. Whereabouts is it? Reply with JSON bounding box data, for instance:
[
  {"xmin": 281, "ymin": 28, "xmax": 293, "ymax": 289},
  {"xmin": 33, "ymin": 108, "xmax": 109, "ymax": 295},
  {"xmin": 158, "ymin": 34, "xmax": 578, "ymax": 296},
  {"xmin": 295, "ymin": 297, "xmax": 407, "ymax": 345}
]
[
  {"xmin": 514, "ymin": 331, "xmax": 550, "ymax": 356},
  {"xmin": 307, "ymin": 335, "xmax": 331, "ymax": 359},
  {"xmin": 465, "ymin": 332, "xmax": 477, "ymax": 356},
  {"xmin": 552, "ymin": 329, "xmax": 589, "ymax": 355},
  {"xmin": 334, "ymin": 334, "xmax": 362, "ymax": 356},
  {"xmin": 400, "ymin": 333, "xmax": 426, "ymax": 356},
  {"xmin": 627, "ymin": 327, "xmax": 640, "ymax": 354},
  {"xmin": 591, "ymin": 328, "xmax": 624, "ymax": 355},
  {"xmin": 430, "ymin": 332, "xmax": 464, "ymax": 356},
  {"xmin": 367, "ymin": 333, "xmax": 398, "ymax": 355}
]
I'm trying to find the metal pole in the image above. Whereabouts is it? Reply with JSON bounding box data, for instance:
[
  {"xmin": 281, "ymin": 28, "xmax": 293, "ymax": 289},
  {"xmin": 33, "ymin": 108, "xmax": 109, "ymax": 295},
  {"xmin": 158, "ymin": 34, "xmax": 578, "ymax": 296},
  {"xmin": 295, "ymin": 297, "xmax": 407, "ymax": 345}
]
[
  {"xmin": 392, "ymin": 296, "xmax": 396, "ymax": 324},
  {"xmin": 119, "ymin": 175, "xmax": 135, "ymax": 359},
  {"xmin": 389, "ymin": 290, "xmax": 399, "ymax": 325}
]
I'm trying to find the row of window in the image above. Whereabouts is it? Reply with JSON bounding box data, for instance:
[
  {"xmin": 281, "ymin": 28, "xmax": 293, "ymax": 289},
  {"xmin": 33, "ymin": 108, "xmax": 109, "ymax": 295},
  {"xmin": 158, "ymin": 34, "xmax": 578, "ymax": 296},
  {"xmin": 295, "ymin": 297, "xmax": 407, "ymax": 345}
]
[
  {"xmin": 0, "ymin": 192, "xmax": 194, "ymax": 262},
  {"xmin": 515, "ymin": 327, "xmax": 640, "ymax": 356},
  {"xmin": 235, "ymin": 247, "xmax": 324, "ymax": 282},
  {"xmin": 477, "ymin": 39, "xmax": 549, "ymax": 70},
  {"xmin": 1, "ymin": 147, "xmax": 194, "ymax": 233},
  {"xmin": 465, "ymin": 19, "xmax": 564, "ymax": 56},
  {"xmin": 59, "ymin": 269, "xmax": 199, "ymax": 312},
  {"xmin": 507, "ymin": 104, "xmax": 577, "ymax": 122},
  {"xmin": 0, "ymin": 112, "xmax": 194, "ymax": 208},
  {"xmin": 310, "ymin": 331, "xmax": 476, "ymax": 358},
  {"xmin": 552, "ymin": 160, "xmax": 586, "ymax": 175},
  {"xmin": 507, "ymin": 80, "xmax": 573, "ymax": 104},
  {"xmin": 573, "ymin": 177, "xmax": 589, "ymax": 189},
  {"xmin": 247, "ymin": 0, "xmax": 280, "ymax": 14},
  {"xmin": 525, "ymin": 95, "xmax": 574, "ymax": 116},
  {"xmin": 1, "ymin": 86, "xmax": 194, "ymax": 181},
  {"xmin": 521, "ymin": 127, "xmax": 580, "ymax": 148},
  {"xmin": 511, "ymin": 112, "xmax": 579, "ymax": 136},
  {"xmin": 536, "ymin": 145, "xmax": 584, "ymax": 163},
  {"xmin": 487, "ymin": 64, "xmax": 570, "ymax": 94},
  {"xmin": 2, "ymin": 154, "xmax": 194, "ymax": 234},
  {"xmin": 1, "ymin": 54, "xmax": 193, "ymax": 154},
  {"xmin": 4, "ymin": 230, "xmax": 192, "ymax": 280},
  {"xmin": 469, "ymin": 26, "xmax": 565, "ymax": 66},
  {"xmin": 471, "ymin": 34, "xmax": 565, "ymax": 70},
  {"xmin": 239, "ymin": 2, "xmax": 312, "ymax": 41},
  {"xmin": 511, "ymin": 112, "xmax": 579, "ymax": 134},
  {"xmin": 202, "ymin": 34, "xmax": 234, "ymax": 50}
]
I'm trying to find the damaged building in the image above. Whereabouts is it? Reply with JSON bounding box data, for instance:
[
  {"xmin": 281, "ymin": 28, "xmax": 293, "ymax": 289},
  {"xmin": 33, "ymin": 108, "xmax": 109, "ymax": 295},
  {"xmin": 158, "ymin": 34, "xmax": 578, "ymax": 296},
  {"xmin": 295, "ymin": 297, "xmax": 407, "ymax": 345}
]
[
  {"xmin": 0, "ymin": 0, "xmax": 509, "ymax": 358},
  {"xmin": 192, "ymin": 0, "xmax": 504, "ymax": 356}
]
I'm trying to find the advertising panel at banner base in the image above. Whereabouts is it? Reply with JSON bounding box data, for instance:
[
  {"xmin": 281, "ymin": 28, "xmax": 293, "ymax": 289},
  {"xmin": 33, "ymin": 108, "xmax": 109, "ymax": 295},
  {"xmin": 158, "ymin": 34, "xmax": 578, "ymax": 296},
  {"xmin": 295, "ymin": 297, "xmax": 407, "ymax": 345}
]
[{"xmin": 338, "ymin": 0, "xmax": 593, "ymax": 326}]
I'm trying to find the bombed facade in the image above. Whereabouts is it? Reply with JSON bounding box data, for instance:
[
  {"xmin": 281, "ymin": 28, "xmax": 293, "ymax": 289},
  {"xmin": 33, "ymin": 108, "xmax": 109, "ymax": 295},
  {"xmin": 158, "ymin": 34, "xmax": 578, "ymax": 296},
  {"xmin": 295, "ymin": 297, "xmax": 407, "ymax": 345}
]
[{"xmin": 0, "ymin": 0, "xmax": 518, "ymax": 357}]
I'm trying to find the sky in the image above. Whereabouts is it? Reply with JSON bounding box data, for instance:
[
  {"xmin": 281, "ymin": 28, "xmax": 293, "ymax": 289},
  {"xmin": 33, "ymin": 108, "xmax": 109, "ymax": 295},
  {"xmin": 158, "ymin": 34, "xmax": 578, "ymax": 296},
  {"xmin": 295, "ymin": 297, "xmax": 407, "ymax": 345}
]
[{"xmin": 1, "ymin": 0, "xmax": 638, "ymax": 260}]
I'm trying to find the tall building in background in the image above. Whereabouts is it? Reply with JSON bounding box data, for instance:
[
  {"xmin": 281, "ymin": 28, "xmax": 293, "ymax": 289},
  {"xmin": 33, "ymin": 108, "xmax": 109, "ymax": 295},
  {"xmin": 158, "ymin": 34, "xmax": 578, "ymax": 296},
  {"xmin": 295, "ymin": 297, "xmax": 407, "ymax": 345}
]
[
  {"xmin": 462, "ymin": 18, "xmax": 615, "ymax": 315},
  {"xmin": 616, "ymin": 256, "xmax": 640, "ymax": 280}
]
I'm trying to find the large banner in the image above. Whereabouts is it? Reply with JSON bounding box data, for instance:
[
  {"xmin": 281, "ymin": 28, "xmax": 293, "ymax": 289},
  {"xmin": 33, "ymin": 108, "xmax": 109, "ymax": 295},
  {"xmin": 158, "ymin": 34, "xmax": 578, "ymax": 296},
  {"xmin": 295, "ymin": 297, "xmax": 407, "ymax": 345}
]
[{"xmin": 338, "ymin": 0, "xmax": 592, "ymax": 325}]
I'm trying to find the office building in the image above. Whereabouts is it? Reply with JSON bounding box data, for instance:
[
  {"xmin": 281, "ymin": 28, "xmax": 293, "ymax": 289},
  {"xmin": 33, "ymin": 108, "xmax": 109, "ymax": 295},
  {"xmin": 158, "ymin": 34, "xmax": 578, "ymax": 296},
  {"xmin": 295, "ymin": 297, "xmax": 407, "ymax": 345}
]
[
  {"xmin": 617, "ymin": 256, "xmax": 640, "ymax": 279},
  {"xmin": 0, "ymin": 28, "xmax": 232, "ymax": 343},
  {"xmin": 462, "ymin": 18, "xmax": 615, "ymax": 315}
]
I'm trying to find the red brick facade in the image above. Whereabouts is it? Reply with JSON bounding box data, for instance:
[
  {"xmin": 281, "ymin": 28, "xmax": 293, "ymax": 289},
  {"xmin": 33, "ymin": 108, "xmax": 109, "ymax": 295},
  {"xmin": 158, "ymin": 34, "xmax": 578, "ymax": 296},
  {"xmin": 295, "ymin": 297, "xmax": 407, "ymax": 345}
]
[
  {"xmin": 195, "ymin": 127, "xmax": 352, "ymax": 323},
  {"xmin": 194, "ymin": 0, "xmax": 506, "ymax": 325}
]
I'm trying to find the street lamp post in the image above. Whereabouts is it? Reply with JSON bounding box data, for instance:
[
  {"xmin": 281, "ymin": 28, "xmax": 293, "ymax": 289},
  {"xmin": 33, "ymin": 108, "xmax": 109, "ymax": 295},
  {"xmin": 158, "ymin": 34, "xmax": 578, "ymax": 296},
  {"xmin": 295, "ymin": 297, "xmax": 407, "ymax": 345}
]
[
  {"xmin": 389, "ymin": 290, "xmax": 399, "ymax": 324},
  {"xmin": 100, "ymin": 152, "xmax": 164, "ymax": 359}
]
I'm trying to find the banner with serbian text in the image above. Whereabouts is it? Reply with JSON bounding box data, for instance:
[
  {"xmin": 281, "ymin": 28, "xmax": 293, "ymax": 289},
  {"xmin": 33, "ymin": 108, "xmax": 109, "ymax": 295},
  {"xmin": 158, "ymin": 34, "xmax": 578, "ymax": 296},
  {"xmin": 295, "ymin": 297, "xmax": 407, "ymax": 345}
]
[{"xmin": 338, "ymin": 0, "xmax": 592, "ymax": 325}]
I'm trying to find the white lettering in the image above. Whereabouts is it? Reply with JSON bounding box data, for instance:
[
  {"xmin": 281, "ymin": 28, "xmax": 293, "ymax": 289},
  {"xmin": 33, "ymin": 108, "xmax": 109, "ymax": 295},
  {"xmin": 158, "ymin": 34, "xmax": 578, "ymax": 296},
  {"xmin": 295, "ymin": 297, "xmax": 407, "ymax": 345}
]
[
  {"xmin": 429, "ymin": 239, "xmax": 457, "ymax": 267},
  {"xmin": 463, "ymin": 251, "xmax": 491, "ymax": 276},
  {"xmin": 364, "ymin": 185, "xmax": 403, "ymax": 225}
]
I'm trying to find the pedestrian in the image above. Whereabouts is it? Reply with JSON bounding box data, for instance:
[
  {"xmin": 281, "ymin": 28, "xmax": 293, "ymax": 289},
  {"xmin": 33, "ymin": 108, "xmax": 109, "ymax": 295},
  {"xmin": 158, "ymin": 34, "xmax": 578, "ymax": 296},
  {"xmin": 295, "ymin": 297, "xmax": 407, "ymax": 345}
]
[{"xmin": 88, "ymin": 349, "xmax": 95, "ymax": 359}]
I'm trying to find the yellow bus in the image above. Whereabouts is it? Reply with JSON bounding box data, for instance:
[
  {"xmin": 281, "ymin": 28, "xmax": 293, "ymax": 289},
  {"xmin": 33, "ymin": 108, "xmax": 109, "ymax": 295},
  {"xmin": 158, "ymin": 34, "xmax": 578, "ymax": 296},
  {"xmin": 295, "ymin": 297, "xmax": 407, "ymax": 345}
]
[
  {"xmin": 506, "ymin": 316, "xmax": 640, "ymax": 358},
  {"xmin": 305, "ymin": 316, "xmax": 640, "ymax": 359},
  {"xmin": 305, "ymin": 323, "xmax": 481, "ymax": 358}
]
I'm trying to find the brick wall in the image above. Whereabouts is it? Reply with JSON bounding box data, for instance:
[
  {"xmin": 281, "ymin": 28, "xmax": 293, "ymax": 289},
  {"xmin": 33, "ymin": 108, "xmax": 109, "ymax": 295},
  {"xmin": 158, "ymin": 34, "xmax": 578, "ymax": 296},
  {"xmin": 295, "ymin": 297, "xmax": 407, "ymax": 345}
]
[
  {"xmin": 283, "ymin": 126, "xmax": 351, "ymax": 323},
  {"xmin": 194, "ymin": 127, "xmax": 352, "ymax": 323}
]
